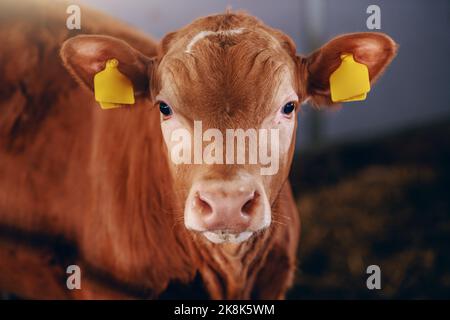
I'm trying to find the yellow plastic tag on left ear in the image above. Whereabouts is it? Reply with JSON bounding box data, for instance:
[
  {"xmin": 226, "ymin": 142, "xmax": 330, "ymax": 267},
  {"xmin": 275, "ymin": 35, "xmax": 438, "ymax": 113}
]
[
  {"xmin": 330, "ymin": 54, "xmax": 370, "ymax": 103},
  {"xmin": 94, "ymin": 59, "xmax": 135, "ymax": 109}
]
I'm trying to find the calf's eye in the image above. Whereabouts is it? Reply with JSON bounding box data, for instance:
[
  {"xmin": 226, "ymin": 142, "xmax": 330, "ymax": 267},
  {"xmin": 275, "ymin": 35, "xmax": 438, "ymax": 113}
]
[
  {"xmin": 159, "ymin": 102, "xmax": 173, "ymax": 117},
  {"xmin": 281, "ymin": 102, "xmax": 296, "ymax": 115}
]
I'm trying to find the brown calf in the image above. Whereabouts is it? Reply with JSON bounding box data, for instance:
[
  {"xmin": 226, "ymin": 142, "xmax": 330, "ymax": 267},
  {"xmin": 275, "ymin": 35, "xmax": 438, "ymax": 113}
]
[{"xmin": 0, "ymin": 0, "xmax": 397, "ymax": 299}]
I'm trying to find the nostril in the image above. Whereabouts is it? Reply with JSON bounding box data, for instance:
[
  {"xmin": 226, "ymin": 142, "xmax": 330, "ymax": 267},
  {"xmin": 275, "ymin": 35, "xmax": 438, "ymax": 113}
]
[
  {"xmin": 241, "ymin": 191, "xmax": 260, "ymax": 216},
  {"xmin": 194, "ymin": 192, "xmax": 213, "ymax": 215}
]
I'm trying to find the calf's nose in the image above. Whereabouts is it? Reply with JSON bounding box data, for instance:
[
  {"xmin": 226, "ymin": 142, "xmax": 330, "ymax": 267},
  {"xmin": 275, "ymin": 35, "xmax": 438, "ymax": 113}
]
[
  {"xmin": 194, "ymin": 187, "xmax": 259, "ymax": 232},
  {"xmin": 185, "ymin": 179, "xmax": 270, "ymax": 242}
]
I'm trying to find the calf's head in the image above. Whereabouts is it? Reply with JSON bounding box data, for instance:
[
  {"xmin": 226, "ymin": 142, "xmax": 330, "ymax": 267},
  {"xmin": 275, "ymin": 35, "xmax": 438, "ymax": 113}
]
[{"xmin": 61, "ymin": 13, "xmax": 397, "ymax": 244}]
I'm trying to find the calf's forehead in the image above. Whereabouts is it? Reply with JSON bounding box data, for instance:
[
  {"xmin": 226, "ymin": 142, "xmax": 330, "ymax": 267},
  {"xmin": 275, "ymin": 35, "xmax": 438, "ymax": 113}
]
[{"xmin": 156, "ymin": 28, "xmax": 297, "ymax": 122}]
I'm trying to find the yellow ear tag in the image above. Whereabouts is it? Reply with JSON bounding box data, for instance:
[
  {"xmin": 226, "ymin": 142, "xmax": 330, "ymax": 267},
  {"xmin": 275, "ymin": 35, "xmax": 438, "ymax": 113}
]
[
  {"xmin": 94, "ymin": 59, "xmax": 135, "ymax": 109},
  {"xmin": 330, "ymin": 54, "xmax": 370, "ymax": 103}
]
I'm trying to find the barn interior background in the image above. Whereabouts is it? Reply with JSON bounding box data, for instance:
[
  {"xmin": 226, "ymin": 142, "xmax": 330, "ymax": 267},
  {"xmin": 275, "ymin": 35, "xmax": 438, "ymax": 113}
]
[{"xmin": 81, "ymin": 0, "xmax": 450, "ymax": 298}]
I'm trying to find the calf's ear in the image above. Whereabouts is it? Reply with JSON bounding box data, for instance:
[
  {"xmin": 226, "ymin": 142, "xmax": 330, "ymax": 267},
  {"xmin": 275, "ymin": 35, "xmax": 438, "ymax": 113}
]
[
  {"xmin": 302, "ymin": 32, "xmax": 398, "ymax": 106},
  {"xmin": 60, "ymin": 35, "xmax": 152, "ymax": 97}
]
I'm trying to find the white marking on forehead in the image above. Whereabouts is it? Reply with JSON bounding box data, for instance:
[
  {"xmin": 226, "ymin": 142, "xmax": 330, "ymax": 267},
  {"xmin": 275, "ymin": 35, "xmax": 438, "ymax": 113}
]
[{"xmin": 185, "ymin": 28, "xmax": 245, "ymax": 54}]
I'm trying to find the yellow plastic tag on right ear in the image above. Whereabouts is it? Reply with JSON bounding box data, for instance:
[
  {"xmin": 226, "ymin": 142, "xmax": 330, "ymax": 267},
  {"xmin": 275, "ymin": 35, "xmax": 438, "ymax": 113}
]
[
  {"xmin": 330, "ymin": 54, "xmax": 370, "ymax": 102},
  {"xmin": 94, "ymin": 58, "xmax": 135, "ymax": 109}
]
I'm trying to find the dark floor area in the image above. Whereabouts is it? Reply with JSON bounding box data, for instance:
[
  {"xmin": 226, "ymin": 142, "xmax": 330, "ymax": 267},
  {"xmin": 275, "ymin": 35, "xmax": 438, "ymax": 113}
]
[{"xmin": 288, "ymin": 118, "xmax": 450, "ymax": 299}]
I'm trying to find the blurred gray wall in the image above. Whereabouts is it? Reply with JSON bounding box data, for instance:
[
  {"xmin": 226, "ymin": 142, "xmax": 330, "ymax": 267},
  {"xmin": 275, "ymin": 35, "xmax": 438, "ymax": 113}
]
[{"xmin": 80, "ymin": 0, "xmax": 450, "ymax": 149}]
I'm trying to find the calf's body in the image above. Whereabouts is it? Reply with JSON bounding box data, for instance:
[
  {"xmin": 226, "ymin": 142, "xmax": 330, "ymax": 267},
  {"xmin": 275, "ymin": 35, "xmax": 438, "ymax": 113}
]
[{"xmin": 0, "ymin": 0, "xmax": 300, "ymax": 299}]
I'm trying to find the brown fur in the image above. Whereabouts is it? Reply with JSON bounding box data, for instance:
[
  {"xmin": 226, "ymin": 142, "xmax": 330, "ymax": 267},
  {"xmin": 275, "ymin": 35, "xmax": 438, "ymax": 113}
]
[{"xmin": 0, "ymin": 0, "xmax": 396, "ymax": 299}]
